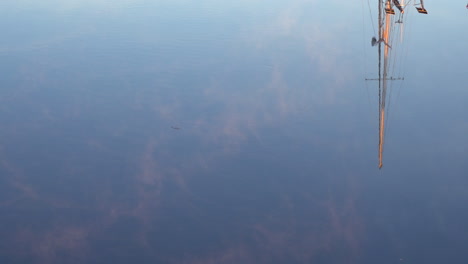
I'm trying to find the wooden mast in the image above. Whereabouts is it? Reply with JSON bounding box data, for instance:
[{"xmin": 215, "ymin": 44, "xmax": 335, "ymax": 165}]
[
  {"xmin": 378, "ymin": 0, "xmax": 392, "ymax": 169},
  {"xmin": 372, "ymin": 0, "xmax": 427, "ymax": 169}
]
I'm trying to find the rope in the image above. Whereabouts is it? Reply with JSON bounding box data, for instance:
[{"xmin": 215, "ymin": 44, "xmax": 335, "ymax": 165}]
[
  {"xmin": 362, "ymin": 0, "xmax": 374, "ymax": 116},
  {"xmin": 367, "ymin": 0, "xmax": 377, "ymax": 36}
]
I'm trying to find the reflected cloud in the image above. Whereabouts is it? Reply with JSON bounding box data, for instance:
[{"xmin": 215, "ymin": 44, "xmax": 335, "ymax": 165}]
[
  {"xmin": 20, "ymin": 226, "xmax": 88, "ymax": 264},
  {"xmin": 0, "ymin": 0, "xmax": 372, "ymax": 263}
]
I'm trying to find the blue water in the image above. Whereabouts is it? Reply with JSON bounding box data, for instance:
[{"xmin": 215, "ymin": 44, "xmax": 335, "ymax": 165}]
[{"xmin": 0, "ymin": 1, "xmax": 467, "ymax": 263}]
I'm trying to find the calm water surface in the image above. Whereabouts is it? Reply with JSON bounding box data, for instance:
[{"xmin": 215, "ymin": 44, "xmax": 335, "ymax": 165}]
[{"xmin": 0, "ymin": 1, "xmax": 467, "ymax": 263}]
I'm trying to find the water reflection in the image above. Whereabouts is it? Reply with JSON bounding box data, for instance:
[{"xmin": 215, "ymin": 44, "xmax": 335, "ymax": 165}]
[{"xmin": 0, "ymin": 1, "xmax": 467, "ymax": 264}]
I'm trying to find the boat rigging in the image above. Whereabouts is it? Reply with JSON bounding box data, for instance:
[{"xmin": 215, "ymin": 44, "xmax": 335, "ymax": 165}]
[{"xmin": 366, "ymin": 0, "xmax": 428, "ymax": 169}]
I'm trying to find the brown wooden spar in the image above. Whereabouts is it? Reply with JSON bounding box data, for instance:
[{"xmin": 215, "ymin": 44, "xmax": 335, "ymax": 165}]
[
  {"xmin": 378, "ymin": 0, "xmax": 394, "ymax": 169},
  {"xmin": 416, "ymin": 0, "xmax": 428, "ymax": 14},
  {"xmin": 393, "ymin": 0, "xmax": 404, "ymax": 13}
]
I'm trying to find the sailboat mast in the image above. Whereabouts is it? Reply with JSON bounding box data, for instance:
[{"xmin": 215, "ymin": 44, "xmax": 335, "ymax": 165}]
[
  {"xmin": 378, "ymin": 0, "xmax": 392, "ymax": 169},
  {"xmin": 369, "ymin": 0, "xmax": 427, "ymax": 169},
  {"xmin": 378, "ymin": 0, "xmax": 382, "ymax": 168}
]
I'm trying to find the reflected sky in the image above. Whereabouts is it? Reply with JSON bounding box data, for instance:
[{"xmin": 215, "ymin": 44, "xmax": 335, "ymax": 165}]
[{"xmin": 0, "ymin": 1, "xmax": 467, "ymax": 263}]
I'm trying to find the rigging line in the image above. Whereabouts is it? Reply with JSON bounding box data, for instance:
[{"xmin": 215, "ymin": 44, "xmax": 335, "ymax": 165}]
[
  {"xmin": 392, "ymin": 24, "xmax": 403, "ymax": 78},
  {"xmin": 394, "ymin": 11, "xmax": 407, "ymax": 76},
  {"xmin": 385, "ymin": 78, "xmax": 402, "ymax": 144},
  {"xmin": 361, "ymin": 0, "xmax": 373, "ymax": 116},
  {"xmin": 392, "ymin": 11, "xmax": 415, "ymax": 122},
  {"xmin": 382, "ymin": 2, "xmax": 396, "ymax": 151},
  {"xmin": 365, "ymin": 80, "xmax": 374, "ymax": 117},
  {"xmin": 387, "ymin": 71, "xmax": 406, "ymax": 132},
  {"xmin": 390, "ymin": 25, "xmax": 399, "ymax": 80},
  {"xmin": 397, "ymin": 33, "xmax": 406, "ymax": 78},
  {"xmin": 394, "ymin": 71, "xmax": 406, "ymax": 112},
  {"xmin": 392, "ymin": 28, "xmax": 404, "ymax": 80},
  {"xmin": 367, "ymin": 0, "xmax": 377, "ymax": 36},
  {"xmin": 387, "ymin": 18, "xmax": 409, "ymax": 130},
  {"xmin": 386, "ymin": 17, "xmax": 397, "ymax": 135},
  {"xmin": 392, "ymin": 28, "xmax": 407, "ymax": 105},
  {"xmin": 386, "ymin": 10, "xmax": 406, "ymax": 140},
  {"xmin": 386, "ymin": 75, "xmax": 396, "ymax": 137},
  {"xmin": 387, "ymin": 76, "xmax": 398, "ymax": 123},
  {"xmin": 388, "ymin": 19, "xmax": 395, "ymax": 76},
  {"xmin": 400, "ymin": 8, "xmax": 415, "ymax": 78}
]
